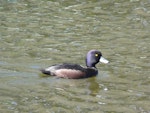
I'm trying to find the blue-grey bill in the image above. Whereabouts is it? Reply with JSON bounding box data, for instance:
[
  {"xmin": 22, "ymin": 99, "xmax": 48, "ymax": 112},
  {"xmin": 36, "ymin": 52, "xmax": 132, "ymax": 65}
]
[{"xmin": 100, "ymin": 57, "xmax": 109, "ymax": 64}]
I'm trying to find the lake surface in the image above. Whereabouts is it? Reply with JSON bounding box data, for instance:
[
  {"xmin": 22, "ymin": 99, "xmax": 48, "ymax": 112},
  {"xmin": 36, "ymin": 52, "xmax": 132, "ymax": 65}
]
[{"xmin": 0, "ymin": 0, "xmax": 150, "ymax": 113}]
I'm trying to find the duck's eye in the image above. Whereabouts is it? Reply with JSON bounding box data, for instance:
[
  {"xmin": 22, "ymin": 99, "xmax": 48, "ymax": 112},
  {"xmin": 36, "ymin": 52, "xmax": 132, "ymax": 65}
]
[{"xmin": 95, "ymin": 53, "xmax": 99, "ymax": 57}]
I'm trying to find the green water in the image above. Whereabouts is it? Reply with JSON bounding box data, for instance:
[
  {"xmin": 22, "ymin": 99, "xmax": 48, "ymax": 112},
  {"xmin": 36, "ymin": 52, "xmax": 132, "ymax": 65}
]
[{"xmin": 0, "ymin": 0, "xmax": 150, "ymax": 113}]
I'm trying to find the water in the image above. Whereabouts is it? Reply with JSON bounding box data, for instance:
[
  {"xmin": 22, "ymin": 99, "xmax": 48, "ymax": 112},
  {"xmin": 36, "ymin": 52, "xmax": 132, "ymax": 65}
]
[{"xmin": 0, "ymin": 0, "xmax": 150, "ymax": 113}]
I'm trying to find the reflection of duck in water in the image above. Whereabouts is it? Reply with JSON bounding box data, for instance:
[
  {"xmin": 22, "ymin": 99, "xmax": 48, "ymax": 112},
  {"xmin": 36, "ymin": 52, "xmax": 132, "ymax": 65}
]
[{"xmin": 41, "ymin": 50, "xmax": 109, "ymax": 79}]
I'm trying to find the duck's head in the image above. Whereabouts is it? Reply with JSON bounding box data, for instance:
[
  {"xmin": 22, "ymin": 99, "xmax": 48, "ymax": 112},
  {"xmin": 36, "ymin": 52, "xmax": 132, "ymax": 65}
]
[{"xmin": 86, "ymin": 50, "xmax": 109, "ymax": 67}]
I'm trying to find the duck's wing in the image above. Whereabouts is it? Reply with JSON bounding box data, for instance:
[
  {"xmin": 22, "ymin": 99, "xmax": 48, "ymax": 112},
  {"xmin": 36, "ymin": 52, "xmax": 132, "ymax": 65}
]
[{"xmin": 55, "ymin": 63, "xmax": 86, "ymax": 71}]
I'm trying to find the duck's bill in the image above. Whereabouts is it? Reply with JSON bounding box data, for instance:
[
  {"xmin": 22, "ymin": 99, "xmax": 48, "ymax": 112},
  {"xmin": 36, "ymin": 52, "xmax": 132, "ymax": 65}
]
[{"xmin": 100, "ymin": 57, "xmax": 109, "ymax": 64}]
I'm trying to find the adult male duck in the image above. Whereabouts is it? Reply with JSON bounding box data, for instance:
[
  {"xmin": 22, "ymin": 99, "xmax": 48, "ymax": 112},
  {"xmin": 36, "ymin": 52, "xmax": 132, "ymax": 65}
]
[{"xmin": 41, "ymin": 50, "xmax": 109, "ymax": 79}]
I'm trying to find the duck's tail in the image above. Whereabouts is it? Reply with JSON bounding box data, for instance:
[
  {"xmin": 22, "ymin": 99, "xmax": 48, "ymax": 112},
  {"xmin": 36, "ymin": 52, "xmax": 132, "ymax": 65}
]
[{"xmin": 40, "ymin": 69, "xmax": 51, "ymax": 75}]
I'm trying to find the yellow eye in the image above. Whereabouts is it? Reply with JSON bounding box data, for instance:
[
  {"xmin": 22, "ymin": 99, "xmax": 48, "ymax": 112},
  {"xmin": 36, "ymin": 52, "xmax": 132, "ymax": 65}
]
[{"xmin": 95, "ymin": 54, "xmax": 98, "ymax": 57}]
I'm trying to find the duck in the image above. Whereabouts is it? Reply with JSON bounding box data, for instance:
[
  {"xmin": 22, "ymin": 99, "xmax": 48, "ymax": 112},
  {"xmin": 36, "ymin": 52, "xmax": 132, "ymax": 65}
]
[{"xmin": 41, "ymin": 50, "xmax": 109, "ymax": 79}]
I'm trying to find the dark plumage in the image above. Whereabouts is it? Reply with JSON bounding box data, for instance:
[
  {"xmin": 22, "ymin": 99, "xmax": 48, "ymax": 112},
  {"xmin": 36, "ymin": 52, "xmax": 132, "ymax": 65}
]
[{"xmin": 41, "ymin": 50, "xmax": 109, "ymax": 79}]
